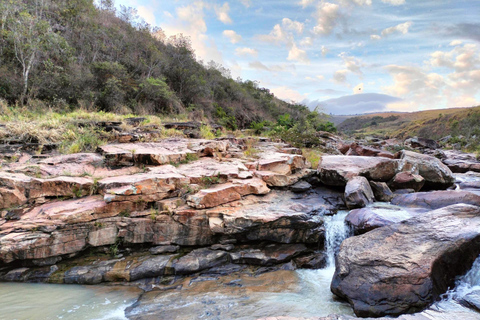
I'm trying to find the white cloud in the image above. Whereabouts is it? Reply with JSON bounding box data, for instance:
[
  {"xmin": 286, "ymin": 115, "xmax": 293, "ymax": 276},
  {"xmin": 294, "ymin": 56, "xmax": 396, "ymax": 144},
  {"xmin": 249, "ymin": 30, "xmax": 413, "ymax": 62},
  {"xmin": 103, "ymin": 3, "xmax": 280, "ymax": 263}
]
[
  {"xmin": 381, "ymin": 21, "xmax": 412, "ymax": 37},
  {"xmin": 321, "ymin": 45, "xmax": 329, "ymax": 57},
  {"xmin": 239, "ymin": 0, "xmax": 251, "ymax": 8},
  {"xmin": 339, "ymin": 52, "xmax": 364, "ymax": 75},
  {"xmin": 333, "ymin": 70, "xmax": 348, "ymax": 83},
  {"xmin": 370, "ymin": 34, "xmax": 381, "ymax": 40},
  {"xmin": 223, "ymin": 30, "xmax": 242, "ymax": 43},
  {"xmin": 353, "ymin": 83, "xmax": 364, "ymax": 94},
  {"xmin": 300, "ymin": 37, "xmax": 313, "ymax": 47},
  {"xmin": 235, "ymin": 47, "xmax": 258, "ymax": 57},
  {"xmin": 162, "ymin": 2, "xmax": 224, "ymax": 64},
  {"xmin": 257, "ymin": 23, "xmax": 289, "ymax": 44},
  {"xmin": 282, "ymin": 18, "xmax": 304, "ymax": 34},
  {"xmin": 381, "ymin": 0, "xmax": 406, "ymax": 5},
  {"xmin": 312, "ymin": 2, "xmax": 340, "ymax": 35},
  {"xmin": 450, "ymin": 40, "xmax": 463, "ymax": 46},
  {"xmin": 249, "ymin": 61, "xmax": 270, "ymax": 71},
  {"xmin": 306, "ymin": 75, "xmax": 325, "ymax": 81},
  {"xmin": 215, "ymin": 2, "xmax": 233, "ymax": 24},
  {"xmin": 298, "ymin": 0, "xmax": 315, "ymax": 8},
  {"xmin": 270, "ymin": 86, "xmax": 306, "ymax": 102},
  {"xmin": 137, "ymin": 6, "xmax": 156, "ymax": 25},
  {"xmin": 287, "ymin": 43, "xmax": 310, "ymax": 63}
]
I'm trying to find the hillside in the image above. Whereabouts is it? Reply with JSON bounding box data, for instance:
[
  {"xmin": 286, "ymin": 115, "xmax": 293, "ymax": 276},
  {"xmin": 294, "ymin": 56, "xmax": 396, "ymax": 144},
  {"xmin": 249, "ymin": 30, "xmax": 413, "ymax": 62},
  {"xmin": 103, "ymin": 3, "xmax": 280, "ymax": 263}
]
[
  {"xmin": 0, "ymin": 0, "xmax": 322, "ymax": 129},
  {"xmin": 338, "ymin": 106, "xmax": 480, "ymax": 150}
]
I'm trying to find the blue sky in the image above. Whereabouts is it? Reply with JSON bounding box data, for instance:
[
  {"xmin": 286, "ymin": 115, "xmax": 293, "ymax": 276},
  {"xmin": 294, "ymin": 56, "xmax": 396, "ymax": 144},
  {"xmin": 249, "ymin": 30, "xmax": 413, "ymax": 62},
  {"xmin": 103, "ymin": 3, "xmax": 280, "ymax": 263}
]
[{"xmin": 115, "ymin": 0, "xmax": 480, "ymax": 114}]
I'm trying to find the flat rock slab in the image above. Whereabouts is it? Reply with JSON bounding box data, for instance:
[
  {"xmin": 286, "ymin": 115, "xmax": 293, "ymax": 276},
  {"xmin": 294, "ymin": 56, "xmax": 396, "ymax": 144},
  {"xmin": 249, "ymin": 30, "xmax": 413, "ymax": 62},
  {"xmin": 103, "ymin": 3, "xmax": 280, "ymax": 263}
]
[
  {"xmin": 186, "ymin": 178, "xmax": 270, "ymax": 209},
  {"xmin": 0, "ymin": 172, "xmax": 93, "ymax": 209},
  {"xmin": 392, "ymin": 190, "xmax": 480, "ymax": 210},
  {"xmin": 331, "ymin": 204, "xmax": 480, "ymax": 317},
  {"xmin": 5, "ymin": 153, "xmax": 142, "ymax": 179},
  {"xmin": 230, "ymin": 243, "xmax": 308, "ymax": 265},
  {"xmin": 176, "ymin": 158, "xmax": 252, "ymax": 183},
  {"xmin": 99, "ymin": 139, "xmax": 228, "ymax": 166},
  {"xmin": 317, "ymin": 156, "xmax": 398, "ymax": 186}
]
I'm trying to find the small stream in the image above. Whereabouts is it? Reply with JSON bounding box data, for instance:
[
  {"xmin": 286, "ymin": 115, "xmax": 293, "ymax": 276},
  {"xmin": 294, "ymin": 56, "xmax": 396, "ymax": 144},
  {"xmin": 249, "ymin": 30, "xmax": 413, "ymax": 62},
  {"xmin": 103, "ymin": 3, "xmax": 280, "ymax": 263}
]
[{"xmin": 1, "ymin": 207, "xmax": 479, "ymax": 319}]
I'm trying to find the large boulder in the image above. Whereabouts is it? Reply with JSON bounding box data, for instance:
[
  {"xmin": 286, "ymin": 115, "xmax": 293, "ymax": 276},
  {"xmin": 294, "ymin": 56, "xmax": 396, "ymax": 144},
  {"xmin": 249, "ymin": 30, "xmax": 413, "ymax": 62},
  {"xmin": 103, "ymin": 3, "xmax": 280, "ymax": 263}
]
[
  {"xmin": 344, "ymin": 176, "xmax": 374, "ymax": 209},
  {"xmin": 318, "ymin": 156, "xmax": 398, "ymax": 187},
  {"xmin": 397, "ymin": 150, "xmax": 454, "ymax": 189},
  {"xmin": 331, "ymin": 204, "xmax": 480, "ymax": 317},
  {"xmin": 392, "ymin": 190, "xmax": 480, "ymax": 210}
]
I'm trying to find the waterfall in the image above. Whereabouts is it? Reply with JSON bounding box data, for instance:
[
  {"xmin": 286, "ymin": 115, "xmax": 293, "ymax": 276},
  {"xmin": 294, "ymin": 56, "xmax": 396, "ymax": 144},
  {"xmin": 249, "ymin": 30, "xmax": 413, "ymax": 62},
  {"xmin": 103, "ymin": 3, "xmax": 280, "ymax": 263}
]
[
  {"xmin": 323, "ymin": 211, "xmax": 352, "ymax": 268},
  {"xmin": 443, "ymin": 254, "xmax": 480, "ymax": 301}
]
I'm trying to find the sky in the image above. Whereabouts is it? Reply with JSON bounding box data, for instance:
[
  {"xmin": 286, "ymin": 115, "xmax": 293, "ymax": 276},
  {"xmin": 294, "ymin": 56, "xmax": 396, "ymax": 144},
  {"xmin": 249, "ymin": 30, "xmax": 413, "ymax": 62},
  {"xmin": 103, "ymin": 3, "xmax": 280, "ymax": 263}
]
[{"xmin": 114, "ymin": 0, "xmax": 480, "ymax": 115}]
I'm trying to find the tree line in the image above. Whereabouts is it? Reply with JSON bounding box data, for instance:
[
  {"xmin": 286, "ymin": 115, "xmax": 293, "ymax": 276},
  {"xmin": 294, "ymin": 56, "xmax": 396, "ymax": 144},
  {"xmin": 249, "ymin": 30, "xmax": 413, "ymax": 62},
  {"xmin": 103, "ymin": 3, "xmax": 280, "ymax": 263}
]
[{"xmin": 0, "ymin": 0, "xmax": 334, "ymax": 132}]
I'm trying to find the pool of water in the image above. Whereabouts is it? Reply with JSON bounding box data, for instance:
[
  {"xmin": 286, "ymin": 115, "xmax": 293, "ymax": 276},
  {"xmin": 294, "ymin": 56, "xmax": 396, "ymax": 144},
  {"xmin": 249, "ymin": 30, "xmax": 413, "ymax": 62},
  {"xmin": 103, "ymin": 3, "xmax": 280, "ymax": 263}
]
[{"xmin": 0, "ymin": 282, "xmax": 141, "ymax": 320}]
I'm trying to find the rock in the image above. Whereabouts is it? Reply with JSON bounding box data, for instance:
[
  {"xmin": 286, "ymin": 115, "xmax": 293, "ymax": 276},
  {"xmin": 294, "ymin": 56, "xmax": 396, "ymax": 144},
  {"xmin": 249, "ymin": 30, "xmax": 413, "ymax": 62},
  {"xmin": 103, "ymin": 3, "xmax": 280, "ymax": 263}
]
[
  {"xmin": 369, "ymin": 181, "xmax": 394, "ymax": 202},
  {"xmin": 186, "ymin": 178, "xmax": 270, "ymax": 209},
  {"xmin": 230, "ymin": 244, "xmax": 308, "ymax": 265},
  {"xmin": 461, "ymin": 290, "xmax": 480, "ymax": 312},
  {"xmin": 442, "ymin": 150, "xmax": 480, "ymax": 173},
  {"xmin": 129, "ymin": 255, "xmax": 173, "ymax": 281},
  {"xmin": 172, "ymin": 248, "xmax": 229, "ymax": 275},
  {"xmin": 149, "ymin": 245, "xmax": 180, "ymax": 255},
  {"xmin": 210, "ymin": 244, "xmax": 235, "ymax": 251},
  {"xmin": 344, "ymin": 176, "xmax": 375, "ymax": 209},
  {"xmin": 293, "ymin": 251, "xmax": 327, "ymax": 269},
  {"xmin": 206, "ymin": 189, "xmax": 335, "ymax": 244},
  {"xmin": 248, "ymin": 151, "xmax": 307, "ymax": 175},
  {"xmin": 392, "ymin": 190, "xmax": 480, "ymax": 210},
  {"xmin": 405, "ymin": 137, "xmax": 439, "ymax": 150},
  {"xmin": 98, "ymin": 168, "xmax": 189, "ymax": 203},
  {"xmin": 254, "ymin": 169, "xmax": 314, "ymax": 187},
  {"xmin": 318, "ymin": 156, "xmax": 398, "ymax": 186},
  {"xmin": 397, "ymin": 150, "xmax": 455, "ymax": 189},
  {"xmin": 346, "ymin": 143, "xmax": 394, "ymax": 159},
  {"xmin": 290, "ymin": 181, "xmax": 312, "ymax": 193},
  {"xmin": 0, "ymin": 172, "xmax": 93, "ymax": 209},
  {"xmin": 176, "ymin": 158, "xmax": 252, "ymax": 183},
  {"xmin": 345, "ymin": 204, "xmax": 414, "ymax": 235},
  {"xmin": 331, "ymin": 204, "xmax": 480, "ymax": 317},
  {"xmin": 388, "ymin": 171, "xmax": 425, "ymax": 192},
  {"xmin": 98, "ymin": 139, "xmax": 228, "ymax": 166}
]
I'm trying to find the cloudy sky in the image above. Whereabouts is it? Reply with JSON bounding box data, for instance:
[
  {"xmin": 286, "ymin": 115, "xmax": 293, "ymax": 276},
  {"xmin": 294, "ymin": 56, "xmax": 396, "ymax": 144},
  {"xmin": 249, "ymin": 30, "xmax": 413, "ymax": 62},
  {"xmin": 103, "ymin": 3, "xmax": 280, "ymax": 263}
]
[{"xmin": 115, "ymin": 0, "xmax": 480, "ymax": 114}]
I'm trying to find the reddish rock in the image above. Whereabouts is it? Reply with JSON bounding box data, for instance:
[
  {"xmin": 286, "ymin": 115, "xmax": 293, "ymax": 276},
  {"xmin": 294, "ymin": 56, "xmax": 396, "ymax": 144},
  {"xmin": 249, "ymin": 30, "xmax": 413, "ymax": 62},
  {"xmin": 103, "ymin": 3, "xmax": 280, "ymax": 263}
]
[
  {"xmin": 186, "ymin": 178, "xmax": 270, "ymax": 209},
  {"xmin": 388, "ymin": 171, "xmax": 425, "ymax": 192},
  {"xmin": 99, "ymin": 139, "xmax": 228, "ymax": 166},
  {"xmin": 345, "ymin": 204, "xmax": 414, "ymax": 234},
  {"xmin": 332, "ymin": 204, "xmax": 480, "ymax": 317},
  {"xmin": 317, "ymin": 156, "xmax": 398, "ymax": 186},
  {"xmin": 369, "ymin": 181, "xmax": 394, "ymax": 202}
]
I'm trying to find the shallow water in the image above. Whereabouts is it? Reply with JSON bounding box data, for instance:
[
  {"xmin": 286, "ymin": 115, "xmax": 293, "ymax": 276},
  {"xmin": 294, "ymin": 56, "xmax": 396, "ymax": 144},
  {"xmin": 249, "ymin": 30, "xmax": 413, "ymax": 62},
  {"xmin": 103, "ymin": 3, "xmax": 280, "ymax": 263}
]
[{"xmin": 0, "ymin": 283, "xmax": 141, "ymax": 320}]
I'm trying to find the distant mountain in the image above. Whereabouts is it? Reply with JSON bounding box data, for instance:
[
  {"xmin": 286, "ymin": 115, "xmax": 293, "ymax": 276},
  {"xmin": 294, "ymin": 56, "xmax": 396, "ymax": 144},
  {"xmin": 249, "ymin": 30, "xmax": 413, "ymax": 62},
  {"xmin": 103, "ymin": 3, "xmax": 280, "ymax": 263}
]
[{"xmin": 303, "ymin": 93, "xmax": 402, "ymax": 115}]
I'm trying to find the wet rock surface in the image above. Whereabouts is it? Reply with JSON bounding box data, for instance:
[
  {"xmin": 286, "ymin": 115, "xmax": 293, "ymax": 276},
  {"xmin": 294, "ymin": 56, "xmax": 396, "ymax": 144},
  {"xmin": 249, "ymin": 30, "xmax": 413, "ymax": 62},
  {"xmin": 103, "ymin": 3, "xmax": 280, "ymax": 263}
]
[
  {"xmin": 331, "ymin": 204, "xmax": 480, "ymax": 317},
  {"xmin": 392, "ymin": 190, "xmax": 480, "ymax": 210}
]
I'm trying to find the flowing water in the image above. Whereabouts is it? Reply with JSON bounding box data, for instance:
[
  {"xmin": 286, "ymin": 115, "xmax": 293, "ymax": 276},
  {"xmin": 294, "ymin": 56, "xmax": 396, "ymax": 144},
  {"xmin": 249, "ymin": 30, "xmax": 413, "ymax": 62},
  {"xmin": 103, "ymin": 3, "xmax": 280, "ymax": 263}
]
[
  {"xmin": 5, "ymin": 210, "xmax": 480, "ymax": 319},
  {"xmin": 0, "ymin": 210, "xmax": 355, "ymax": 320},
  {"xmin": 0, "ymin": 283, "xmax": 141, "ymax": 320}
]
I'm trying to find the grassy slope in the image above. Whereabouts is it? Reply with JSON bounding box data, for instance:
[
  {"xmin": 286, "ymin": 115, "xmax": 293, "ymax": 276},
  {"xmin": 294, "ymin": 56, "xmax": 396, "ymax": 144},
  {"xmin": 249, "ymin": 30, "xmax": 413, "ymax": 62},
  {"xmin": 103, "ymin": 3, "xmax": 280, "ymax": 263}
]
[{"xmin": 338, "ymin": 106, "xmax": 480, "ymax": 140}]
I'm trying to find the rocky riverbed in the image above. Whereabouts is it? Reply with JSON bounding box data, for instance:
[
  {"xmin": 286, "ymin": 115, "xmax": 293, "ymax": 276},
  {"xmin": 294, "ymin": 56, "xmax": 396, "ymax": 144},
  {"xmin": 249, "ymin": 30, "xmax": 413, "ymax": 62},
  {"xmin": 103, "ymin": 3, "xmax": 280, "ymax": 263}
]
[{"xmin": 1, "ymin": 128, "xmax": 480, "ymax": 319}]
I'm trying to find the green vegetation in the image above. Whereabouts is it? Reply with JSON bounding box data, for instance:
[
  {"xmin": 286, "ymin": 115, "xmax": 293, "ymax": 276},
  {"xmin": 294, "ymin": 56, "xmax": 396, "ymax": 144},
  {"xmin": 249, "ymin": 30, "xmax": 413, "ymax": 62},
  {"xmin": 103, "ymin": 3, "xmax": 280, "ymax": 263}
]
[
  {"xmin": 302, "ymin": 148, "xmax": 322, "ymax": 169},
  {"xmin": 0, "ymin": 0, "xmax": 327, "ymax": 133}
]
